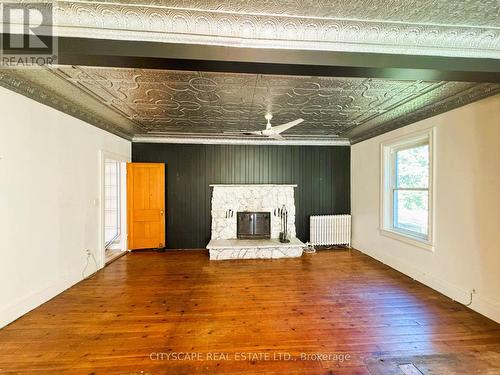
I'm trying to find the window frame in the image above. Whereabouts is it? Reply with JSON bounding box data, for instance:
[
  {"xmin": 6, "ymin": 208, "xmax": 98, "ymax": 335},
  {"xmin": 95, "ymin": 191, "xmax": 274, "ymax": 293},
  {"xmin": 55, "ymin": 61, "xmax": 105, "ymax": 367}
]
[{"xmin": 380, "ymin": 128, "xmax": 435, "ymax": 251}]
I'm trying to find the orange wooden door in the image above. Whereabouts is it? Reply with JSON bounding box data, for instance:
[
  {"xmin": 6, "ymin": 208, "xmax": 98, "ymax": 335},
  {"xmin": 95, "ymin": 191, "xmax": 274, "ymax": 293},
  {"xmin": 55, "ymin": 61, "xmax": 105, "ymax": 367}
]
[{"xmin": 127, "ymin": 163, "xmax": 165, "ymax": 250}]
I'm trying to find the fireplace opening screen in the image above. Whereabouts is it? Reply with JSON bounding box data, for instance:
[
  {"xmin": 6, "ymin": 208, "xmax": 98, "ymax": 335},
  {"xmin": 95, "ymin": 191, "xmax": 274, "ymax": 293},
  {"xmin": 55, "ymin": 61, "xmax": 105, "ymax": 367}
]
[{"xmin": 237, "ymin": 212, "xmax": 271, "ymax": 239}]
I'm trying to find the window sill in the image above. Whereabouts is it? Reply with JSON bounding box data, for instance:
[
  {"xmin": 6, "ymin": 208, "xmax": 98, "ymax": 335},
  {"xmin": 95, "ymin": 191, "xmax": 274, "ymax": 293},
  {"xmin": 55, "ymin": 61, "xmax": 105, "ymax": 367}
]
[{"xmin": 380, "ymin": 228, "xmax": 434, "ymax": 252}]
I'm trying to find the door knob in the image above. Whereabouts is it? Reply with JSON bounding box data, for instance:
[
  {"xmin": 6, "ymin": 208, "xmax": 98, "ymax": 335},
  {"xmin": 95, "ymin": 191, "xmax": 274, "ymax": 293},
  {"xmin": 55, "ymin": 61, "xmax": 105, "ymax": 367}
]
[{"xmin": 160, "ymin": 210, "xmax": 164, "ymax": 215}]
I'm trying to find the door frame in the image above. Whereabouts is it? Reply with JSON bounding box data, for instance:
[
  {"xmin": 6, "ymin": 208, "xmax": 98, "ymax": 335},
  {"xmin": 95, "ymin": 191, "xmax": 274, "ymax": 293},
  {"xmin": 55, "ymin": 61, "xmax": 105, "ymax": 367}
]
[{"xmin": 99, "ymin": 150, "xmax": 131, "ymax": 269}]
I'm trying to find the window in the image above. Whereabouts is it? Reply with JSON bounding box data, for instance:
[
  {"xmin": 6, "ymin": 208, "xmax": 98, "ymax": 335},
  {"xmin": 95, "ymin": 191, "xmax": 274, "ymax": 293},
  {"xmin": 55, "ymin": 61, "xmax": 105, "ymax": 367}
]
[
  {"xmin": 104, "ymin": 159, "xmax": 121, "ymax": 248},
  {"xmin": 381, "ymin": 129, "xmax": 434, "ymax": 248}
]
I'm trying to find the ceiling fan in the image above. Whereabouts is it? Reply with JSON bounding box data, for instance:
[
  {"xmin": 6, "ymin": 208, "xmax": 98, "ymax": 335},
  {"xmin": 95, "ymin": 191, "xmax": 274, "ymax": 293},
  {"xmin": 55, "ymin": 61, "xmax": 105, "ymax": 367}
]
[{"xmin": 224, "ymin": 114, "xmax": 304, "ymax": 141}]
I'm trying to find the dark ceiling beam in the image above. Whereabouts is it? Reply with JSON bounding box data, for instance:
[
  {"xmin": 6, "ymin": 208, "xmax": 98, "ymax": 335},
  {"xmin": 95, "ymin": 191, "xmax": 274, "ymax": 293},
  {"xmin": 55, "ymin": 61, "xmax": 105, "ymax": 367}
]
[{"xmin": 55, "ymin": 37, "xmax": 500, "ymax": 83}]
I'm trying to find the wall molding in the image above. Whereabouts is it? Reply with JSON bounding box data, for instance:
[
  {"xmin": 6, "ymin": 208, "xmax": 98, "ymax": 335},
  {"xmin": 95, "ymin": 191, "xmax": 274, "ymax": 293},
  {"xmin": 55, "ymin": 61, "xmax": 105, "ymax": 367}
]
[{"xmin": 133, "ymin": 136, "xmax": 350, "ymax": 146}]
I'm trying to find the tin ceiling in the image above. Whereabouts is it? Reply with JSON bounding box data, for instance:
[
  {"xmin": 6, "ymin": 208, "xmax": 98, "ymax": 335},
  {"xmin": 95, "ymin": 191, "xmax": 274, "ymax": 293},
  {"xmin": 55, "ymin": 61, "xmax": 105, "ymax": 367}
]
[
  {"xmin": 49, "ymin": 0, "xmax": 500, "ymax": 58},
  {"xmin": 1, "ymin": 0, "xmax": 499, "ymax": 144},
  {"xmin": 2, "ymin": 66, "xmax": 499, "ymax": 144}
]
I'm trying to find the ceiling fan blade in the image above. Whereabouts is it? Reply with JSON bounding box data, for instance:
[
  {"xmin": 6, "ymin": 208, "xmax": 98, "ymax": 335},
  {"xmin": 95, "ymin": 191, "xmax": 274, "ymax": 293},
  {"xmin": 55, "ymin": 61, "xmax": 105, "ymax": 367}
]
[
  {"xmin": 269, "ymin": 133, "xmax": 285, "ymax": 141},
  {"xmin": 244, "ymin": 131, "xmax": 264, "ymax": 136},
  {"xmin": 271, "ymin": 118, "xmax": 304, "ymax": 134},
  {"xmin": 223, "ymin": 130, "xmax": 262, "ymax": 136}
]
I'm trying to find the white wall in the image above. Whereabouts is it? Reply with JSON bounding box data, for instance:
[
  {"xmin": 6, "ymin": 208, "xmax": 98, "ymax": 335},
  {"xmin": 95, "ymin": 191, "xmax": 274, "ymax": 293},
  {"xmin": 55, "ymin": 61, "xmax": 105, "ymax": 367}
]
[
  {"xmin": 0, "ymin": 86, "xmax": 131, "ymax": 327},
  {"xmin": 351, "ymin": 94, "xmax": 500, "ymax": 323}
]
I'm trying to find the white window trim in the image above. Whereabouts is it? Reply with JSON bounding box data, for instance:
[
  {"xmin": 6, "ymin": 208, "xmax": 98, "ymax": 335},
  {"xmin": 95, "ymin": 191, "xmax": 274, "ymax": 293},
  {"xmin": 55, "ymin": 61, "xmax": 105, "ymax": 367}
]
[{"xmin": 380, "ymin": 128, "xmax": 435, "ymax": 252}]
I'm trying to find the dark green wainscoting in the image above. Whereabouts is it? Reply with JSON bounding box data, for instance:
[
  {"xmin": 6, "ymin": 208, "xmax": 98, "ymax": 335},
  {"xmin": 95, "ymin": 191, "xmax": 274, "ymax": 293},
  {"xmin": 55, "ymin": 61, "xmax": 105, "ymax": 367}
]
[{"xmin": 132, "ymin": 143, "xmax": 350, "ymax": 249}]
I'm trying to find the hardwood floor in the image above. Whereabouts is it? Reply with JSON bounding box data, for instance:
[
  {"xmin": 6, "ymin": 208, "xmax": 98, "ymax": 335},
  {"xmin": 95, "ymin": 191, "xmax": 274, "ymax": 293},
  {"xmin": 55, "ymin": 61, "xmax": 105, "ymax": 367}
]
[{"xmin": 1, "ymin": 249, "xmax": 499, "ymax": 374}]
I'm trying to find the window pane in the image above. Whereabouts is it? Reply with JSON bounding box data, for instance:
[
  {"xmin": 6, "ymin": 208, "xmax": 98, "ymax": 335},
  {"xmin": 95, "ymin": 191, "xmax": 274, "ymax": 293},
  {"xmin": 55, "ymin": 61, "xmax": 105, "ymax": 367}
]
[
  {"xmin": 396, "ymin": 145, "xmax": 429, "ymax": 188},
  {"xmin": 104, "ymin": 159, "xmax": 121, "ymax": 246},
  {"xmin": 393, "ymin": 190, "xmax": 428, "ymax": 237}
]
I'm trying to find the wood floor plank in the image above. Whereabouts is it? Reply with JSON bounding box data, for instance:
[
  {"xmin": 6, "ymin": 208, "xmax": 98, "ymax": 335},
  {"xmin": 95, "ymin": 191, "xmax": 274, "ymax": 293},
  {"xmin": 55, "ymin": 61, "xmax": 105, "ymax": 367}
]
[{"xmin": 0, "ymin": 249, "xmax": 499, "ymax": 374}]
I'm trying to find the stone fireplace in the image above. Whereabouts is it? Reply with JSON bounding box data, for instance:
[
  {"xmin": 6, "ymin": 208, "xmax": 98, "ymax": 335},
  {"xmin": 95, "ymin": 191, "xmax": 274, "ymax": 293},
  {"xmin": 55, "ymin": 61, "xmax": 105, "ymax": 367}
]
[
  {"xmin": 207, "ymin": 184, "xmax": 304, "ymax": 260},
  {"xmin": 209, "ymin": 184, "xmax": 296, "ymax": 240}
]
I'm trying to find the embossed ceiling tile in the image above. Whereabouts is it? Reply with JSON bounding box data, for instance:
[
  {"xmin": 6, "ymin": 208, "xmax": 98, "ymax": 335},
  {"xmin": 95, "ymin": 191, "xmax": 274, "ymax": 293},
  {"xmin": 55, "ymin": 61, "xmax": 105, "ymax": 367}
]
[
  {"xmin": 200, "ymin": 71, "xmax": 256, "ymax": 83},
  {"xmin": 54, "ymin": 81, "xmax": 141, "ymax": 118},
  {"xmin": 59, "ymin": 66, "xmax": 196, "ymax": 84},
  {"xmin": 258, "ymin": 75, "xmax": 358, "ymax": 91},
  {"xmin": 140, "ymin": 70, "xmax": 201, "ymax": 83},
  {"xmin": 90, "ymin": 0, "xmax": 500, "ymax": 27},
  {"xmin": 50, "ymin": 1, "xmax": 500, "ymax": 58},
  {"xmin": 54, "ymin": 66, "xmax": 95, "ymax": 81},
  {"xmin": 208, "ymin": 87, "xmax": 253, "ymax": 104},
  {"xmin": 4, "ymin": 65, "xmax": 500, "ymax": 143},
  {"xmin": 58, "ymin": 65, "xmax": 119, "ymax": 81},
  {"xmin": 361, "ymin": 79, "xmax": 434, "ymax": 91},
  {"xmin": 71, "ymin": 78, "xmax": 137, "ymax": 102}
]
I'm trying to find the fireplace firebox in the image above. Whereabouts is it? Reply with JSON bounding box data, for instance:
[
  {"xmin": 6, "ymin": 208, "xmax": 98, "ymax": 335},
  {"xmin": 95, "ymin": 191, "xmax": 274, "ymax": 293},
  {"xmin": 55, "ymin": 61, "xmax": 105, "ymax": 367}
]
[{"xmin": 237, "ymin": 212, "xmax": 271, "ymax": 239}]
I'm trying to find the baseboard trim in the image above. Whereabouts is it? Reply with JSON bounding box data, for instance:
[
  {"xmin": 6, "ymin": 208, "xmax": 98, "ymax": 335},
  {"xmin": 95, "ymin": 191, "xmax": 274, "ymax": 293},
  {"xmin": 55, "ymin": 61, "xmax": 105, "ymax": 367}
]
[
  {"xmin": 471, "ymin": 294, "xmax": 500, "ymax": 324},
  {"xmin": 0, "ymin": 272, "xmax": 83, "ymax": 328},
  {"xmin": 354, "ymin": 243, "xmax": 500, "ymax": 324}
]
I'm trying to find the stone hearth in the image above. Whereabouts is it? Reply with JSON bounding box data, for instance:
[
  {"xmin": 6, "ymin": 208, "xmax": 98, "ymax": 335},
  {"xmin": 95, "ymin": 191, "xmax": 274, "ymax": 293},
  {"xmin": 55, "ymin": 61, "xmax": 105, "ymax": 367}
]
[{"xmin": 207, "ymin": 238, "xmax": 304, "ymax": 261}]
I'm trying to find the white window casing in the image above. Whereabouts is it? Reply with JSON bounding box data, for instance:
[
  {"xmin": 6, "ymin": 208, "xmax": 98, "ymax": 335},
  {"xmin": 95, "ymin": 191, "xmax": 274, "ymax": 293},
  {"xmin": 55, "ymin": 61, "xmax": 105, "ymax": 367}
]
[{"xmin": 380, "ymin": 128, "xmax": 435, "ymax": 251}]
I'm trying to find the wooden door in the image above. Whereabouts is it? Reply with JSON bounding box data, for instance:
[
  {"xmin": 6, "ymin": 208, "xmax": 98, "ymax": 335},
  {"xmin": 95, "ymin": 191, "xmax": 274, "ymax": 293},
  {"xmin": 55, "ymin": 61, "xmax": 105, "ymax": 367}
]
[{"xmin": 127, "ymin": 163, "xmax": 165, "ymax": 250}]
